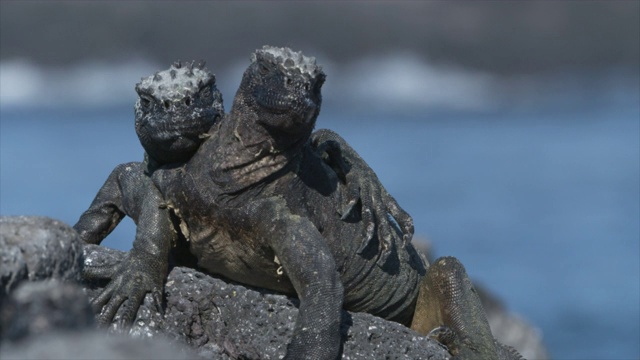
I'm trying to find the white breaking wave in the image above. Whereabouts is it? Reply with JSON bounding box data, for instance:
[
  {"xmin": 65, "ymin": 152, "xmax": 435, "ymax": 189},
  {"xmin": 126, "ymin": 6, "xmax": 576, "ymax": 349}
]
[
  {"xmin": 0, "ymin": 55, "xmax": 503, "ymax": 112},
  {"xmin": 327, "ymin": 53, "xmax": 501, "ymax": 112},
  {"xmin": 0, "ymin": 59, "xmax": 160, "ymax": 108},
  {"xmin": 1, "ymin": 55, "xmax": 635, "ymax": 113}
]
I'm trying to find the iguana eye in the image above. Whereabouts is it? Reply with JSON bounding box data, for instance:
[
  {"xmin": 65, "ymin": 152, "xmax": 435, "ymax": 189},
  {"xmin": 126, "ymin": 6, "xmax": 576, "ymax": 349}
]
[
  {"xmin": 200, "ymin": 86, "xmax": 211, "ymax": 99},
  {"xmin": 139, "ymin": 95, "xmax": 152, "ymax": 109},
  {"xmin": 259, "ymin": 63, "xmax": 269, "ymax": 75}
]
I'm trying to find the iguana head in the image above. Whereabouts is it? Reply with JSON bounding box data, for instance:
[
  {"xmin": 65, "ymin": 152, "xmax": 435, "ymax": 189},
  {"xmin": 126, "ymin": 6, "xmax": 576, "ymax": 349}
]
[
  {"xmin": 134, "ymin": 61, "xmax": 224, "ymax": 164},
  {"xmin": 233, "ymin": 46, "xmax": 325, "ymax": 149}
]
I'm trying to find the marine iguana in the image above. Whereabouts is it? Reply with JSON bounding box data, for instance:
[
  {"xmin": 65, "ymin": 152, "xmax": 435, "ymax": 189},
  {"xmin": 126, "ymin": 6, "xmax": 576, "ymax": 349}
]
[
  {"xmin": 76, "ymin": 48, "xmax": 522, "ymax": 359},
  {"xmin": 74, "ymin": 60, "xmax": 412, "ymax": 329},
  {"xmin": 74, "ymin": 61, "xmax": 224, "ymax": 323}
]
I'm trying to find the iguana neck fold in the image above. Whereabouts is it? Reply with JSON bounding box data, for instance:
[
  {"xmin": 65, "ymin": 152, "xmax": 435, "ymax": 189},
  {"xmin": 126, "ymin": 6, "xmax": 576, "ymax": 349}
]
[
  {"xmin": 204, "ymin": 46, "xmax": 324, "ymax": 195},
  {"xmin": 206, "ymin": 116, "xmax": 305, "ymax": 195}
]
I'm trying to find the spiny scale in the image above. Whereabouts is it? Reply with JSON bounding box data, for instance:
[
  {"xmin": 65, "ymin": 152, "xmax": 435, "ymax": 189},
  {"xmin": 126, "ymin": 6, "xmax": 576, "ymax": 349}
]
[
  {"xmin": 135, "ymin": 60, "xmax": 216, "ymax": 101},
  {"xmin": 252, "ymin": 45, "xmax": 323, "ymax": 80}
]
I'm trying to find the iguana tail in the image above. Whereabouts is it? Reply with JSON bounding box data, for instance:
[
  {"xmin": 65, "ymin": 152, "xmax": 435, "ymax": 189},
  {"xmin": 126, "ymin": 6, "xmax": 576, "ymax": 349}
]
[{"xmin": 410, "ymin": 256, "xmax": 523, "ymax": 360}]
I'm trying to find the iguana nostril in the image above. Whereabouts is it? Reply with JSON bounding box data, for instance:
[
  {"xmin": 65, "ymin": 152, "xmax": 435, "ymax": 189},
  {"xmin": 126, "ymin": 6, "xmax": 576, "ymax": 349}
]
[
  {"xmin": 185, "ymin": 97, "xmax": 192, "ymax": 106},
  {"xmin": 164, "ymin": 100, "xmax": 171, "ymax": 109}
]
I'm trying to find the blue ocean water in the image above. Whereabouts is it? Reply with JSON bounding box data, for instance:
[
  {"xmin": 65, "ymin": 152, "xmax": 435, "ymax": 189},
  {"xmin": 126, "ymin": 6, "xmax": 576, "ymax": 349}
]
[{"xmin": 1, "ymin": 100, "xmax": 638, "ymax": 359}]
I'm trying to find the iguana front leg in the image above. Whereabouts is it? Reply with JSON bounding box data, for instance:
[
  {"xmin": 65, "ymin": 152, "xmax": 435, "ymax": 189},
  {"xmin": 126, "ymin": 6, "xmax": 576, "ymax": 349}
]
[
  {"xmin": 230, "ymin": 197, "xmax": 344, "ymax": 360},
  {"xmin": 311, "ymin": 129, "xmax": 414, "ymax": 263},
  {"xmin": 74, "ymin": 162, "xmax": 173, "ymax": 326},
  {"xmin": 74, "ymin": 163, "xmax": 133, "ymax": 245},
  {"xmin": 88, "ymin": 203, "xmax": 171, "ymax": 326}
]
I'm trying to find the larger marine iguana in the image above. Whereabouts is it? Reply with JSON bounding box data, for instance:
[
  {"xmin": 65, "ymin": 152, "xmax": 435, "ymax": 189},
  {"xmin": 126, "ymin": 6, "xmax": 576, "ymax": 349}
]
[
  {"xmin": 151, "ymin": 47, "xmax": 520, "ymax": 359},
  {"xmin": 76, "ymin": 48, "xmax": 522, "ymax": 359}
]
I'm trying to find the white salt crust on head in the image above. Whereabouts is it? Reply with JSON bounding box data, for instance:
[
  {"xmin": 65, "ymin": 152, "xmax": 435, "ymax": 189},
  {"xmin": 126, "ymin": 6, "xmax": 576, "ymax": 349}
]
[
  {"xmin": 136, "ymin": 61, "xmax": 215, "ymax": 100},
  {"xmin": 252, "ymin": 46, "xmax": 323, "ymax": 79}
]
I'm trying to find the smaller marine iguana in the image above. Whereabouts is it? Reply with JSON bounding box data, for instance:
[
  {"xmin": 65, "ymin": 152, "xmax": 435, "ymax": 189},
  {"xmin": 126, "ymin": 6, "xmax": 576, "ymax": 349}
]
[{"xmin": 74, "ymin": 61, "xmax": 224, "ymax": 323}]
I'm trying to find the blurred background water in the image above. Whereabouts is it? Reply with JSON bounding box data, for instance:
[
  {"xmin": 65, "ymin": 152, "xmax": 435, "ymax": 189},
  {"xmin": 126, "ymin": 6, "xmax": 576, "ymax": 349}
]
[{"xmin": 1, "ymin": 2, "xmax": 638, "ymax": 359}]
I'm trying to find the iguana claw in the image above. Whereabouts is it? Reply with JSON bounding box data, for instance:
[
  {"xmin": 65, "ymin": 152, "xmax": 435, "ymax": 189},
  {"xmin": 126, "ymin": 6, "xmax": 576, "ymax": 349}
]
[
  {"xmin": 339, "ymin": 198, "xmax": 359, "ymax": 220},
  {"xmin": 311, "ymin": 129, "xmax": 414, "ymax": 264},
  {"xmin": 87, "ymin": 251, "xmax": 166, "ymax": 327}
]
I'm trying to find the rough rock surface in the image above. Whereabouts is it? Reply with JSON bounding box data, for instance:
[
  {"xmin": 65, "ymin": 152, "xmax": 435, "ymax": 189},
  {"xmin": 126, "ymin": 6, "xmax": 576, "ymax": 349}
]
[
  {"xmin": 1, "ymin": 331, "xmax": 199, "ymax": 360},
  {"xmin": 0, "ymin": 280, "xmax": 198, "ymax": 360},
  {"xmin": 0, "ymin": 216, "xmax": 197, "ymax": 359},
  {"xmin": 0, "ymin": 216, "xmax": 84, "ymax": 302},
  {"xmin": 0, "ymin": 279, "xmax": 94, "ymax": 341},
  {"xmin": 478, "ymin": 287, "xmax": 548, "ymax": 360},
  {"xmin": 0, "ymin": 215, "xmax": 546, "ymax": 359},
  {"xmin": 0, "ymin": 216, "xmax": 449, "ymax": 359},
  {"xmin": 82, "ymin": 244, "xmax": 450, "ymax": 359}
]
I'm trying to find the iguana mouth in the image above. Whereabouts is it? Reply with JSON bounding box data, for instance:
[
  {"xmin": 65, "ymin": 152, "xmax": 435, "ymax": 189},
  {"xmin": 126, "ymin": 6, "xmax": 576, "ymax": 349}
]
[
  {"xmin": 163, "ymin": 117, "xmax": 213, "ymax": 134},
  {"xmin": 151, "ymin": 111, "xmax": 217, "ymax": 140},
  {"xmin": 254, "ymin": 88, "xmax": 317, "ymax": 122},
  {"xmin": 136, "ymin": 108, "xmax": 220, "ymax": 164},
  {"xmin": 254, "ymin": 91, "xmax": 290, "ymax": 113}
]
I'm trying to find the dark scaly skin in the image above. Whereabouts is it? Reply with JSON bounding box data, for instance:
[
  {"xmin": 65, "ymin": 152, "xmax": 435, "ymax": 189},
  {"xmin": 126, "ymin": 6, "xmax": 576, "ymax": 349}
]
[
  {"xmin": 149, "ymin": 47, "xmax": 521, "ymax": 359},
  {"xmin": 73, "ymin": 60, "xmax": 409, "ymax": 329},
  {"xmin": 412, "ymin": 257, "xmax": 522, "ymax": 359},
  {"xmin": 151, "ymin": 49, "xmax": 423, "ymax": 358},
  {"xmin": 74, "ymin": 61, "xmax": 224, "ymax": 325},
  {"xmin": 311, "ymin": 129, "xmax": 415, "ymax": 264},
  {"xmin": 75, "ymin": 162, "xmax": 170, "ymax": 325},
  {"xmin": 76, "ymin": 49, "xmax": 522, "ymax": 359}
]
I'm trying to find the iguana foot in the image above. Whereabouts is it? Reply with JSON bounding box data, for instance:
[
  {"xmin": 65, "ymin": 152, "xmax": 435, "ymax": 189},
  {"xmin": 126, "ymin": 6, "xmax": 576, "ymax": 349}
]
[
  {"xmin": 427, "ymin": 325, "xmax": 457, "ymax": 350},
  {"xmin": 311, "ymin": 129, "xmax": 415, "ymax": 266},
  {"xmin": 85, "ymin": 250, "xmax": 166, "ymax": 327}
]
